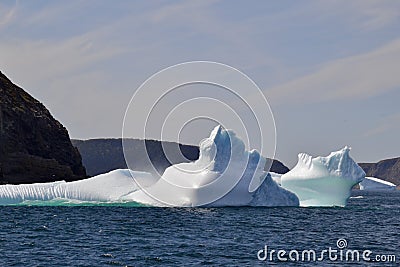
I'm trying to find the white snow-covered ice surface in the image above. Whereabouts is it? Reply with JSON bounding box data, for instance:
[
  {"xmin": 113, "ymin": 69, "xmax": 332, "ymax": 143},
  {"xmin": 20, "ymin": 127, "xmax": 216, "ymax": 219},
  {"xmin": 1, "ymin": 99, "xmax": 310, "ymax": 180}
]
[
  {"xmin": 359, "ymin": 177, "xmax": 396, "ymax": 191},
  {"xmin": 0, "ymin": 169, "xmax": 156, "ymax": 205},
  {"xmin": 281, "ymin": 146, "xmax": 365, "ymax": 207},
  {"xmin": 125, "ymin": 125, "xmax": 298, "ymax": 207},
  {"xmin": 0, "ymin": 125, "xmax": 383, "ymax": 207}
]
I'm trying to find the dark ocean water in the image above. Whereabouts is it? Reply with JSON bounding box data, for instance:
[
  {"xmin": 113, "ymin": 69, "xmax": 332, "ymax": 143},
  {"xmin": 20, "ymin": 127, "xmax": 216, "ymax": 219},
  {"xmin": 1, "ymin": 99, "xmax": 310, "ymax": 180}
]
[{"xmin": 0, "ymin": 191, "xmax": 398, "ymax": 266}]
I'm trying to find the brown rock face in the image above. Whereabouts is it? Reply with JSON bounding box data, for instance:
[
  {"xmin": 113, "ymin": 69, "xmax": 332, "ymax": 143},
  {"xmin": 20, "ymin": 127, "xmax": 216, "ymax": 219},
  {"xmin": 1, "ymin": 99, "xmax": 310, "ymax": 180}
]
[
  {"xmin": 359, "ymin": 158, "xmax": 400, "ymax": 186},
  {"xmin": 0, "ymin": 71, "xmax": 86, "ymax": 184}
]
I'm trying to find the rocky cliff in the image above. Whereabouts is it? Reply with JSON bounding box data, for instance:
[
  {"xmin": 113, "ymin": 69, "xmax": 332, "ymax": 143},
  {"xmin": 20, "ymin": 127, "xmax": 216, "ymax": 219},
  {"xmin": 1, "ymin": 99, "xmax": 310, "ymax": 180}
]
[
  {"xmin": 72, "ymin": 139, "xmax": 200, "ymax": 176},
  {"xmin": 359, "ymin": 158, "xmax": 400, "ymax": 186},
  {"xmin": 0, "ymin": 71, "xmax": 86, "ymax": 184}
]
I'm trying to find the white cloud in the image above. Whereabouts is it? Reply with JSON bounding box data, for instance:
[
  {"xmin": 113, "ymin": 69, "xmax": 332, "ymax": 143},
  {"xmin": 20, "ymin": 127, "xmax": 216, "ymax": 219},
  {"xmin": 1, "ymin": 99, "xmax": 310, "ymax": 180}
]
[
  {"xmin": 150, "ymin": 0, "xmax": 219, "ymax": 22},
  {"xmin": 356, "ymin": 0, "xmax": 400, "ymax": 30},
  {"xmin": 310, "ymin": 0, "xmax": 400, "ymax": 31},
  {"xmin": 0, "ymin": 30, "xmax": 126, "ymax": 86},
  {"xmin": 266, "ymin": 38, "xmax": 400, "ymax": 104},
  {"xmin": 0, "ymin": 0, "xmax": 17, "ymax": 28},
  {"xmin": 363, "ymin": 112, "xmax": 400, "ymax": 137}
]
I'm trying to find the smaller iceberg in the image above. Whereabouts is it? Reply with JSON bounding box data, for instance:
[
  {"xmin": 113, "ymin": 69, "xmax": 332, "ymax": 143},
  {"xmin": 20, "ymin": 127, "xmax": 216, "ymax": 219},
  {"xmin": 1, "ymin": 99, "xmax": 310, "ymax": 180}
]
[
  {"xmin": 281, "ymin": 146, "xmax": 365, "ymax": 207},
  {"xmin": 359, "ymin": 177, "xmax": 396, "ymax": 191}
]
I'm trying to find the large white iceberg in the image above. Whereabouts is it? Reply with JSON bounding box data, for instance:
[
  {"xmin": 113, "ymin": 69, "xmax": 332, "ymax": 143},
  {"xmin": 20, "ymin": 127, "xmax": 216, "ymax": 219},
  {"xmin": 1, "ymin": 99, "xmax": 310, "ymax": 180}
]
[
  {"xmin": 0, "ymin": 126, "xmax": 299, "ymax": 207},
  {"xmin": 281, "ymin": 146, "xmax": 365, "ymax": 207},
  {"xmin": 359, "ymin": 177, "xmax": 396, "ymax": 191},
  {"xmin": 127, "ymin": 125, "xmax": 298, "ymax": 207}
]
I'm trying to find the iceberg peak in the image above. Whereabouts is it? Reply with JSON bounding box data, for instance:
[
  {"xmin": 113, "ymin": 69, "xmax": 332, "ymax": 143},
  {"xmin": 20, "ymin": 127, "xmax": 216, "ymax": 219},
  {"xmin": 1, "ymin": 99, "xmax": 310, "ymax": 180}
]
[
  {"xmin": 281, "ymin": 147, "xmax": 365, "ymax": 207},
  {"xmin": 198, "ymin": 125, "xmax": 245, "ymax": 172},
  {"xmin": 128, "ymin": 125, "xmax": 298, "ymax": 207},
  {"xmin": 318, "ymin": 146, "xmax": 365, "ymax": 182}
]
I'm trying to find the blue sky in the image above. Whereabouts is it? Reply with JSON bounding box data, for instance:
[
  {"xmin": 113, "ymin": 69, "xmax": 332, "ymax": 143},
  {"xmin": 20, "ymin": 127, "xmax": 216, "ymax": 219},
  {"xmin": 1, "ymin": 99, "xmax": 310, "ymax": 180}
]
[{"xmin": 0, "ymin": 0, "xmax": 399, "ymax": 167}]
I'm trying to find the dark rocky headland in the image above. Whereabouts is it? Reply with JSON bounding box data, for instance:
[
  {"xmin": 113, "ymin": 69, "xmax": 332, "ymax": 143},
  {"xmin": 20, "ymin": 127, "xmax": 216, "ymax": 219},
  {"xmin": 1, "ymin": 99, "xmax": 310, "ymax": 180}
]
[{"xmin": 0, "ymin": 71, "xmax": 86, "ymax": 184}]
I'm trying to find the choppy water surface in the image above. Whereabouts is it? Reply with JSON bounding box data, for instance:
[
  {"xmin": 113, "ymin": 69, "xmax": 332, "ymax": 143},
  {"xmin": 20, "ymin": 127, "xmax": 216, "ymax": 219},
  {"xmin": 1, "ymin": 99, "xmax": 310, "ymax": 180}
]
[{"xmin": 0, "ymin": 191, "xmax": 398, "ymax": 266}]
